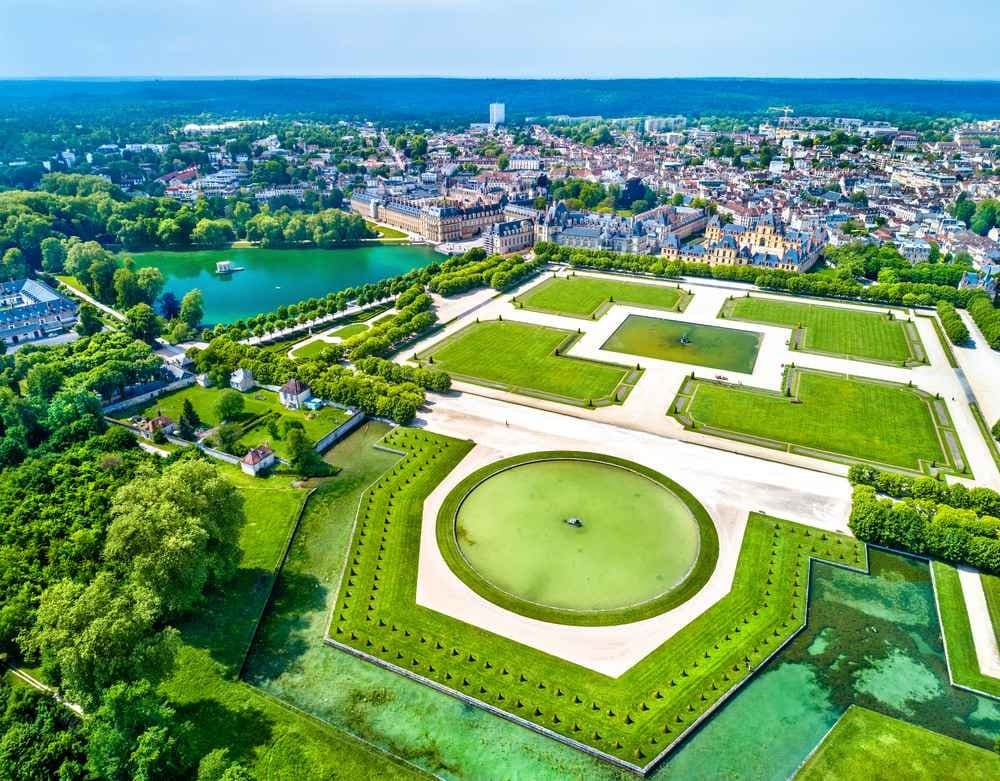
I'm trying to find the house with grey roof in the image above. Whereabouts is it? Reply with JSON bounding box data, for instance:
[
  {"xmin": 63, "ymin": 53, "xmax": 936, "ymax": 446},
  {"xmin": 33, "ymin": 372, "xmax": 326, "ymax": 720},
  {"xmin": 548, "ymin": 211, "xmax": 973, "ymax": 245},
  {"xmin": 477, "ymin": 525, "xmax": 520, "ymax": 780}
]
[{"xmin": 0, "ymin": 278, "xmax": 78, "ymax": 345}]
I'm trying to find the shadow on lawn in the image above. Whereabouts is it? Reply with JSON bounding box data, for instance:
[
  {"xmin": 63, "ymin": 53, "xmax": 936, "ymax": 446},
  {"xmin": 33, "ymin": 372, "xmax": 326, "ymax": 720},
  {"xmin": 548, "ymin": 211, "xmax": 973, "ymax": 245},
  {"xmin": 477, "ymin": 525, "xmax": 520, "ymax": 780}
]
[
  {"xmin": 241, "ymin": 569, "xmax": 329, "ymax": 683},
  {"xmin": 174, "ymin": 694, "xmax": 276, "ymax": 764},
  {"xmin": 179, "ymin": 566, "xmax": 279, "ymax": 676}
]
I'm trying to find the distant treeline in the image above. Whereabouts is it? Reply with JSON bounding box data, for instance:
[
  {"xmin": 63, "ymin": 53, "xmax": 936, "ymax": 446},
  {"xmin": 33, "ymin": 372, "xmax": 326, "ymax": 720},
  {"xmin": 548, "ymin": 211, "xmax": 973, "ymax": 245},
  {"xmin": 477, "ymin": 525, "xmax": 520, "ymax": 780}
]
[{"xmin": 2, "ymin": 78, "xmax": 1000, "ymax": 125}]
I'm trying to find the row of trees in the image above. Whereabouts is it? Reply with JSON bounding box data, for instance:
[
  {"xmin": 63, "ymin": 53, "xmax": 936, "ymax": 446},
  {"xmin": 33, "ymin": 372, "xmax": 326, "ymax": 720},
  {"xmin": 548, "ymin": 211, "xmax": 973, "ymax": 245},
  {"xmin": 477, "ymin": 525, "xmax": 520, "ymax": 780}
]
[
  {"xmin": 352, "ymin": 356, "xmax": 451, "ymax": 393},
  {"xmin": 328, "ymin": 284, "xmax": 436, "ymax": 360},
  {"xmin": 936, "ymin": 300, "xmax": 970, "ymax": 344},
  {"xmin": 534, "ymin": 241, "xmax": 996, "ymax": 313},
  {"xmin": 205, "ymin": 262, "xmax": 441, "ymax": 342},
  {"xmin": 848, "ymin": 464, "xmax": 1000, "ymax": 517},
  {"xmin": 969, "ymin": 293, "xmax": 1000, "ymax": 350},
  {"xmin": 849, "ymin": 484, "xmax": 1000, "ymax": 574},
  {"xmin": 428, "ymin": 251, "xmax": 541, "ymax": 296}
]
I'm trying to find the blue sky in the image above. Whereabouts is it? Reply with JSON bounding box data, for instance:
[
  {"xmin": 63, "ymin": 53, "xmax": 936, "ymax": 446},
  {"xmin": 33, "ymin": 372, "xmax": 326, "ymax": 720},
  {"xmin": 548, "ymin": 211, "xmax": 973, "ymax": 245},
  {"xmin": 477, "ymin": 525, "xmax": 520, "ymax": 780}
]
[{"xmin": 1, "ymin": 0, "xmax": 998, "ymax": 79}]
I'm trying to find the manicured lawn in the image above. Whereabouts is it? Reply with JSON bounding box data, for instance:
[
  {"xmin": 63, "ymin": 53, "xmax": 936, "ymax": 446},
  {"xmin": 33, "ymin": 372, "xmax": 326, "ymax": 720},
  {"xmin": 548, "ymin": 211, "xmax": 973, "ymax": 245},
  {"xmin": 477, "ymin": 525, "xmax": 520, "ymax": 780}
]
[
  {"xmin": 674, "ymin": 369, "xmax": 953, "ymax": 473},
  {"xmin": 159, "ymin": 458, "xmax": 426, "ymax": 780},
  {"xmin": 723, "ymin": 296, "xmax": 921, "ymax": 364},
  {"xmin": 984, "ymin": 573, "xmax": 1000, "ymax": 645},
  {"xmin": 931, "ymin": 562, "xmax": 1000, "ymax": 698},
  {"xmin": 326, "ymin": 322, "xmax": 369, "ymax": 338},
  {"xmin": 419, "ymin": 319, "xmax": 634, "ymax": 405},
  {"xmin": 795, "ymin": 706, "xmax": 1000, "ymax": 780},
  {"xmin": 127, "ymin": 385, "xmax": 350, "ymax": 460},
  {"xmin": 518, "ymin": 276, "xmax": 689, "ymax": 318},
  {"xmin": 290, "ymin": 339, "xmax": 336, "ymax": 360},
  {"xmin": 366, "ymin": 221, "xmax": 409, "ymax": 239},
  {"xmin": 322, "ymin": 426, "xmax": 866, "ymax": 769}
]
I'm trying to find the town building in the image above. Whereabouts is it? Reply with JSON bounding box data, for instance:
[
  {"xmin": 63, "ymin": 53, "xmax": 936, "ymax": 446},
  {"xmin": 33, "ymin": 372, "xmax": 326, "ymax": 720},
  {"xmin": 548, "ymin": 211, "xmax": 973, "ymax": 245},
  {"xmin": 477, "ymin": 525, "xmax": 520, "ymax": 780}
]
[
  {"xmin": 536, "ymin": 202, "xmax": 707, "ymax": 255},
  {"xmin": 279, "ymin": 378, "xmax": 312, "ymax": 410},
  {"xmin": 489, "ymin": 103, "xmax": 506, "ymax": 127},
  {"xmin": 483, "ymin": 218, "xmax": 535, "ymax": 254},
  {"xmin": 138, "ymin": 415, "xmax": 175, "ymax": 439},
  {"xmin": 241, "ymin": 444, "xmax": 276, "ymax": 477},
  {"xmin": 0, "ymin": 278, "xmax": 78, "ymax": 345},
  {"xmin": 230, "ymin": 368, "xmax": 255, "ymax": 392}
]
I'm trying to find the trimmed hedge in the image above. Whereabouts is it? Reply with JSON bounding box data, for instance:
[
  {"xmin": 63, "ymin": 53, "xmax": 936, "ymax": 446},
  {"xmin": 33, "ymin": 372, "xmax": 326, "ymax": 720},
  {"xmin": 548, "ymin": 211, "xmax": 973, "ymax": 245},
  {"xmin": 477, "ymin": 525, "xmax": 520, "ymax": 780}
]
[
  {"xmin": 936, "ymin": 300, "xmax": 969, "ymax": 345},
  {"xmin": 969, "ymin": 293, "xmax": 1000, "ymax": 349},
  {"xmin": 847, "ymin": 465, "xmax": 1000, "ymax": 573},
  {"xmin": 849, "ymin": 485, "xmax": 1000, "ymax": 573},
  {"xmin": 847, "ymin": 464, "xmax": 1000, "ymax": 517}
]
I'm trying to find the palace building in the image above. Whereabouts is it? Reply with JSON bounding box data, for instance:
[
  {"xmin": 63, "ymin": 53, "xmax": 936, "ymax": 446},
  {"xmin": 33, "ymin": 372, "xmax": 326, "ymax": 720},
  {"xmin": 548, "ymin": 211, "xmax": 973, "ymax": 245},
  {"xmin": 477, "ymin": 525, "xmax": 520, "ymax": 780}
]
[
  {"xmin": 660, "ymin": 214, "xmax": 826, "ymax": 273},
  {"xmin": 350, "ymin": 191, "xmax": 506, "ymax": 243}
]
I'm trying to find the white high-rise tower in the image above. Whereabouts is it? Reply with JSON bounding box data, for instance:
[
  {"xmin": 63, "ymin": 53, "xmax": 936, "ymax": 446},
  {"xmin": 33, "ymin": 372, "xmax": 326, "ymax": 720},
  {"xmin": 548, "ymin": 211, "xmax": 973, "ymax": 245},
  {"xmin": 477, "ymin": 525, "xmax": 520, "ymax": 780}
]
[{"xmin": 489, "ymin": 102, "xmax": 506, "ymax": 127}]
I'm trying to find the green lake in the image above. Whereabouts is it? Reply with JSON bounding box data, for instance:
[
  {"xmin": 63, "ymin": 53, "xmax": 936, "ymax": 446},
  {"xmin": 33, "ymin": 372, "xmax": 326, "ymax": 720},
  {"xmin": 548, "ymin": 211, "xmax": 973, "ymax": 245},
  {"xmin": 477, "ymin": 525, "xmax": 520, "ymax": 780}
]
[
  {"xmin": 129, "ymin": 245, "xmax": 442, "ymax": 323},
  {"xmin": 602, "ymin": 314, "xmax": 762, "ymax": 374},
  {"xmin": 455, "ymin": 459, "xmax": 701, "ymax": 613}
]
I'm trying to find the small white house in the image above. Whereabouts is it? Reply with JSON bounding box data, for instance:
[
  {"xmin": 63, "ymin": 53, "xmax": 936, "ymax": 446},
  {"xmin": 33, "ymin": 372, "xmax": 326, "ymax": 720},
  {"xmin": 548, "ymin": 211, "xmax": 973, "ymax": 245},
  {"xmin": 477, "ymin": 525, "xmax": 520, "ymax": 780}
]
[
  {"xmin": 138, "ymin": 415, "xmax": 175, "ymax": 439},
  {"xmin": 279, "ymin": 378, "xmax": 312, "ymax": 410},
  {"xmin": 195, "ymin": 373, "xmax": 214, "ymax": 387},
  {"xmin": 240, "ymin": 444, "xmax": 275, "ymax": 476},
  {"xmin": 230, "ymin": 368, "xmax": 255, "ymax": 392}
]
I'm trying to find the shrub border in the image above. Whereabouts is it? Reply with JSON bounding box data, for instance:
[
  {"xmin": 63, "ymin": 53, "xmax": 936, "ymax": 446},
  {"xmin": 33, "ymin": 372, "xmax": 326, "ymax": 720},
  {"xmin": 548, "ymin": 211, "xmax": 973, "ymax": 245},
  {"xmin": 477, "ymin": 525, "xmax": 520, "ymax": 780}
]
[{"xmin": 434, "ymin": 451, "xmax": 720, "ymax": 627}]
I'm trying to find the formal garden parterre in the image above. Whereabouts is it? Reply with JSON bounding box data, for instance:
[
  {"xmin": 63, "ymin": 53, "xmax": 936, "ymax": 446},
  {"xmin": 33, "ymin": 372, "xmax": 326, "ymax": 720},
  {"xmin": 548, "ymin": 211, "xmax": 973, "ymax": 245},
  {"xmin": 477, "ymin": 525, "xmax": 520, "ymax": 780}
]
[
  {"xmin": 324, "ymin": 426, "xmax": 867, "ymax": 772},
  {"xmin": 602, "ymin": 315, "xmax": 762, "ymax": 374},
  {"xmin": 670, "ymin": 367, "xmax": 966, "ymax": 475},
  {"xmin": 720, "ymin": 294, "xmax": 926, "ymax": 366},
  {"xmin": 515, "ymin": 275, "xmax": 691, "ymax": 319},
  {"xmin": 415, "ymin": 319, "xmax": 641, "ymax": 406}
]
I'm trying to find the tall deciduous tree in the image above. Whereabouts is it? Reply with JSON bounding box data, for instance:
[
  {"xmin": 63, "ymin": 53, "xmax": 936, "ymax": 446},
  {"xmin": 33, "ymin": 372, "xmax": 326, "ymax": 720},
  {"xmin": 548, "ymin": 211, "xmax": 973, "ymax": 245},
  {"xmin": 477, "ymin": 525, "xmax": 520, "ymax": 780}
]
[
  {"xmin": 86, "ymin": 680, "xmax": 191, "ymax": 781},
  {"xmin": 104, "ymin": 460, "xmax": 245, "ymax": 617},
  {"xmin": 180, "ymin": 289, "xmax": 204, "ymax": 329}
]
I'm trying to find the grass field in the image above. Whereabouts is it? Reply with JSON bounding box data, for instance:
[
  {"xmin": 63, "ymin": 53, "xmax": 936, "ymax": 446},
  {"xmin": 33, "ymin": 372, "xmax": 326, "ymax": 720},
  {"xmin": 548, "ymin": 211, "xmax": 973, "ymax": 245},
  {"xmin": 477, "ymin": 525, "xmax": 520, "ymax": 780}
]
[
  {"xmin": 518, "ymin": 276, "xmax": 689, "ymax": 319},
  {"xmin": 327, "ymin": 322, "xmax": 370, "ymax": 338},
  {"xmin": 723, "ymin": 296, "xmax": 922, "ymax": 365},
  {"xmin": 795, "ymin": 706, "xmax": 1000, "ymax": 780},
  {"xmin": 418, "ymin": 319, "xmax": 635, "ymax": 405},
  {"xmin": 931, "ymin": 562, "xmax": 1000, "ymax": 698},
  {"xmin": 290, "ymin": 339, "xmax": 336, "ymax": 360},
  {"xmin": 673, "ymin": 369, "xmax": 957, "ymax": 474},
  {"xmin": 984, "ymin": 573, "xmax": 1000, "ymax": 645},
  {"xmin": 365, "ymin": 221, "xmax": 409, "ymax": 240},
  {"xmin": 324, "ymin": 426, "xmax": 867, "ymax": 770},
  {"xmin": 159, "ymin": 459, "xmax": 426, "ymax": 780},
  {"xmin": 126, "ymin": 385, "xmax": 350, "ymax": 460}
]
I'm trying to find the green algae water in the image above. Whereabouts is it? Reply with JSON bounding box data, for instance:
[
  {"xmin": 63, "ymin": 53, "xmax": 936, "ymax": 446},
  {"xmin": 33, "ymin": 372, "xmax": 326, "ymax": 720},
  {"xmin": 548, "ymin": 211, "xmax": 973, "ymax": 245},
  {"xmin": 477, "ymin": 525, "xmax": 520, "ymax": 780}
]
[
  {"xmin": 129, "ymin": 244, "xmax": 441, "ymax": 323},
  {"xmin": 454, "ymin": 459, "xmax": 700, "ymax": 612},
  {"xmin": 602, "ymin": 314, "xmax": 762, "ymax": 374},
  {"xmin": 246, "ymin": 426, "xmax": 1000, "ymax": 780}
]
